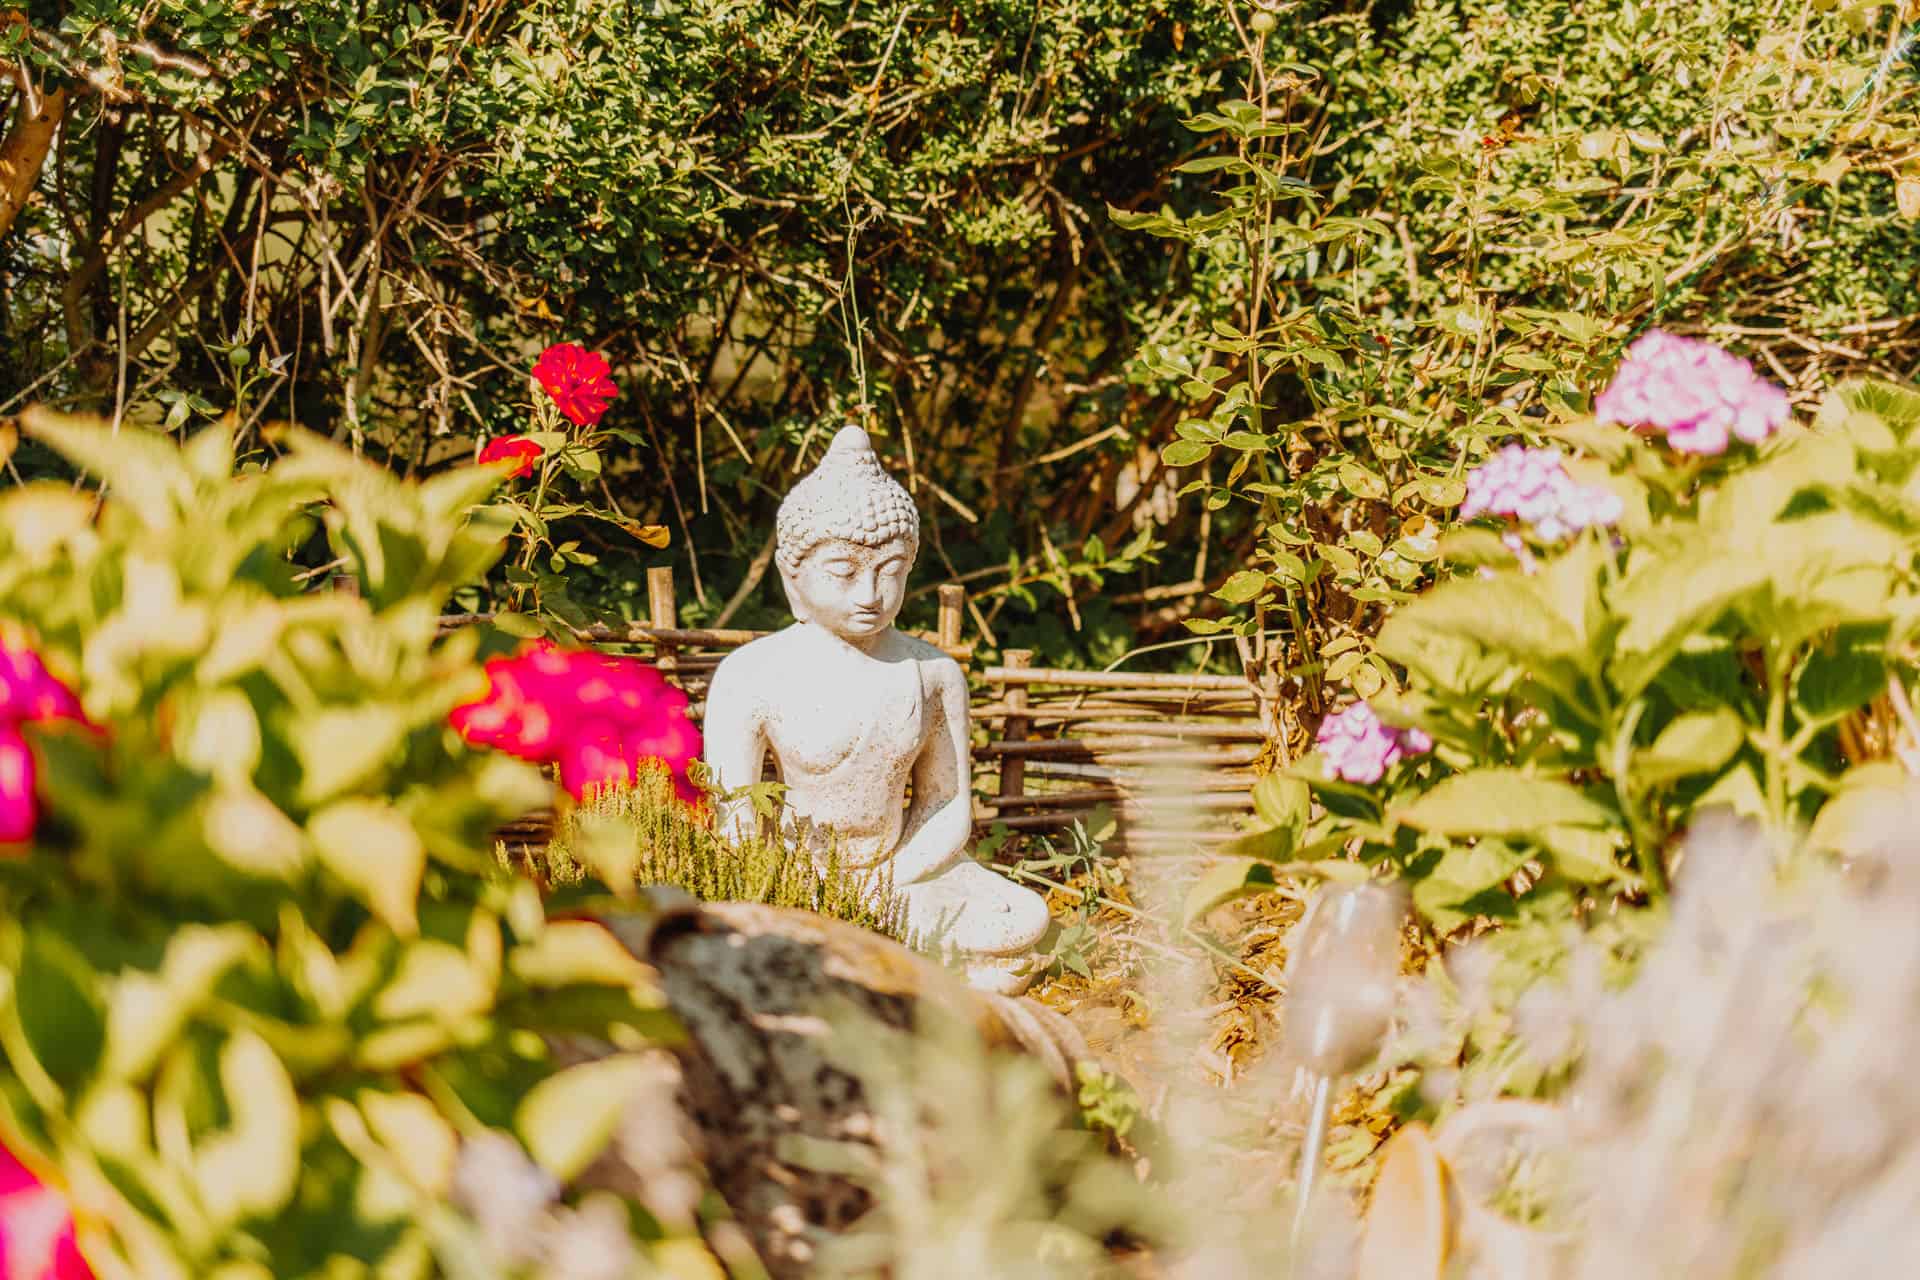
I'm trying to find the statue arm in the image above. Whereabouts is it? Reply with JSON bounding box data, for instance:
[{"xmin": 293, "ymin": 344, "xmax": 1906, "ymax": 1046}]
[
  {"xmin": 702, "ymin": 654, "xmax": 766, "ymax": 842},
  {"xmin": 890, "ymin": 661, "xmax": 972, "ymax": 886}
]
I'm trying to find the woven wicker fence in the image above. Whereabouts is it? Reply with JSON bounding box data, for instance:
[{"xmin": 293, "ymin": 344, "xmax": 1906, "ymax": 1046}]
[{"xmin": 450, "ymin": 567, "xmax": 1264, "ymax": 853}]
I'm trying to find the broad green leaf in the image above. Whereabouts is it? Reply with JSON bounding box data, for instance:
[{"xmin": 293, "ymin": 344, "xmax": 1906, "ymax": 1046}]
[
  {"xmin": 1252, "ymin": 772, "xmax": 1310, "ymax": 834},
  {"xmin": 1379, "ymin": 573, "xmax": 1586, "ymax": 682},
  {"xmin": 293, "ymin": 706, "xmax": 407, "ymax": 806},
  {"xmin": 1162, "ymin": 440, "xmax": 1213, "ymax": 468},
  {"xmin": 358, "ymin": 1089, "xmax": 458, "ymax": 1196},
  {"xmin": 23, "ymin": 409, "xmax": 197, "ymax": 531},
  {"xmin": 105, "ymin": 926, "xmax": 255, "ymax": 1082},
  {"xmin": 1181, "ymin": 858, "xmax": 1277, "ymax": 929},
  {"xmin": 1633, "ymin": 709, "xmax": 1746, "ymax": 788},
  {"xmin": 1178, "ymin": 857, "xmax": 1366, "ymax": 930},
  {"xmin": 1793, "ymin": 641, "xmax": 1886, "ymax": 724},
  {"xmin": 192, "ymin": 1031, "xmax": 300, "ymax": 1227},
  {"xmin": 374, "ymin": 940, "xmax": 494, "ymax": 1024},
  {"xmin": 13, "ymin": 934, "xmax": 107, "ymax": 1093},
  {"xmin": 176, "ymin": 691, "xmax": 262, "ymax": 787},
  {"xmin": 1807, "ymin": 766, "xmax": 1915, "ymax": 855},
  {"xmin": 1338, "ymin": 462, "xmax": 1387, "ymax": 500},
  {"xmin": 309, "ymin": 800, "xmax": 426, "ymax": 934},
  {"xmin": 1215, "ymin": 570, "xmax": 1269, "ymax": 604},
  {"xmin": 516, "ymin": 1056, "xmax": 662, "ymax": 1181},
  {"xmin": 1413, "ymin": 841, "xmax": 1525, "ymax": 935},
  {"xmin": 1539, "ymin": 826, "xmax": 1623, "ymax": 884},
  {"xmin": 1816, "ymin": 378, "xmax": 1920, "ymax": 445},
  {"xmin": 508, "ymin": 922, "xmax": 655, "ymax": 990},
  {"xmin": 1394, "ymin": 769, "xmax": 1612, "ymax": 836}
]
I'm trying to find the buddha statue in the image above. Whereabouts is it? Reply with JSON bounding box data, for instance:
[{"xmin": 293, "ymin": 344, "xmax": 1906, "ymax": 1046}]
[{"xmin": 703, "ymin": 426, "xmax": 1051, "ymax": 994}]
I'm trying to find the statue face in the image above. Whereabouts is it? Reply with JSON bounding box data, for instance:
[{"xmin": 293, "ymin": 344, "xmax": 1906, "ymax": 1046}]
[{"xmin": 783, "ymin": 537, "xmax": 913, "ymax": 640}]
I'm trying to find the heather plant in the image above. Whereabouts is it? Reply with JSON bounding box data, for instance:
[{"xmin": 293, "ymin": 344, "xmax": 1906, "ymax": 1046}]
[
  {"xmin": 526, "ymin": 762, "xmax": 906, "ymax": 940},
  {"xmin": 0, "ymin": 413, "xmax": 722, "ymax": 1278}
]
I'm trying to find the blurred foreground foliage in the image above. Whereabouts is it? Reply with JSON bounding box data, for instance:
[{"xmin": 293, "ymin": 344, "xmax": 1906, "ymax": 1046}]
[{"xmin": 0, "ymin": 416, "xmax": 720, "ymax": 1278}]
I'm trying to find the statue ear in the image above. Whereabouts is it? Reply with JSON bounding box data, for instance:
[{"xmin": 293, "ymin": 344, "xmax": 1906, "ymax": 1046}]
[{"xmin": 777, "ymin": 561, "xmax": 812, "ymax": 622}]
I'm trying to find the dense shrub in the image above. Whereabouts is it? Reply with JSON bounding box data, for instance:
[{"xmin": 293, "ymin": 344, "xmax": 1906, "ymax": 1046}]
[
  {"xmin": 0, "ymin": 414, "xmax": 703, "ymax": 1278},
  {"xmin": 3, "ymin": 3, "xmax": 1915, "ymax": 667}
]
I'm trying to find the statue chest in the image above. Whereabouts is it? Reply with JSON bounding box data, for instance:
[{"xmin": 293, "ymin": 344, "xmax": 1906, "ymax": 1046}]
[{"xmin": 763, "ymin": 659, "xmax": 927, "ymax": 779}]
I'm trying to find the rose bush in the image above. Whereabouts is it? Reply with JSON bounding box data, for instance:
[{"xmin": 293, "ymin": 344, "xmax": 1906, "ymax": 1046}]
[{"xmin": 476, "ymin": 343, "xmax": 669, "ymax": 636}]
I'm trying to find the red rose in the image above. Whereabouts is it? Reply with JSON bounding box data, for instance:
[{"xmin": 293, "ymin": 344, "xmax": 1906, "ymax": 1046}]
[
  {"xmin": 478, "ymin": 435, "xmax": 543, "ymax": 479},
  {"xmin": 531, "ymin": 343, "xmax": 619, "ymax": 428}
]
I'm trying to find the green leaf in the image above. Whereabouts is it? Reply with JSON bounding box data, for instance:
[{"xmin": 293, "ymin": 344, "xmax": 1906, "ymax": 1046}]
[
  {"xmin": 1793, "ymin": 641, "xmax": 1885, "ymax": 724},
  {"xmin": 309, "ymin": 800, "xmax": 426, "ymax": 934},
  {"xmin": 1633, "ymin": 709, "xmax": 1746, "ymax": 788},
  {"xmin": 1252, "ymin": 772, "xmax": 1310, "ymax": 833},
  {"xmin": 1162, "ymin": 440, "xmax": 1213, "ymax": 468},
  {"xmin": 508, "ymin": 922, "xmax": 655, "ymax": 990},
  {"xmin": 13, "ymin": 935, "xmax": 107, "ymax": 1093},
  {"xmin": 516, "ymin": 1056, "xmax": 662, "ymax": 1182},
  {"xmin": 1180, "ymin": 858, "xmax": 1276, "ymax": 929},
  {"xmin": 293, "ymin": 706, "xmax": 407, "ymax": 806},
  {"xmin": 1338, "ymin": 462, "xmax": 1387, "ymax": 500},
  {"xmin": 490, "ymin": 611, "xmax": 546, "ymax": 638},
  {"xmin": 22, "ymin": 409, "xmax": 197, "ymax": 531},
  {"xmin": 105, "ymin": 926, "xmax": 255, "ymax": 1082},
  {"xmin": 1539, "ymin": 826, "xmax": 1623, "ymax": 884},
  {"xmin": 1378, "ymin": 574, "xmax": 1586, "ymax": 681},
  {"xmin": 1394, "ymin": 769, "xmax": 1612, "ymax": 837},
  {"xmin": 193, "ymin": 1031, "xmax": 300, "ymax": 1227},
  {"xmin": 1214, "ymin": 570, "xmax": 1269, "ymax": 604},
  {"xmin": 1412, "ymin": 841, "xmax": 1526, "ymax": 935}
]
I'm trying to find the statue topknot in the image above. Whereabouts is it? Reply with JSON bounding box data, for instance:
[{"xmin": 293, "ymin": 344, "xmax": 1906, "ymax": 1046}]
[{"xmin": 774, "ymin": 426, "xmax": 920, "ymax": 577}]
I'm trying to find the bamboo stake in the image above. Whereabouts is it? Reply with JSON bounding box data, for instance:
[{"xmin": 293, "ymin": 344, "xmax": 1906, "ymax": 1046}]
[
  {"xmin": 980, "ymin": 666, "xmax": 1249, "ymax": 692},
  {"xmin": 998, "ymin": 649, "xmax": 1034, "ymax": 803}
]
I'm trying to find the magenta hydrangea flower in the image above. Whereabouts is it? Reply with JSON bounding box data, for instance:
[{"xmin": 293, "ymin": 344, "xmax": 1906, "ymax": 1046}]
[
  {"xmin": 1317, "ymin": 702, "xmax": 1433, "ymax": 785},
  {"xmin": 450, "ymin": 642, "xmax": 703, "ymax": 804},
  {"xmin": 1594, "ymin": 330, "xmax": 1789, "ymax": 455},
  {"xmin": 0, "ymin": 1137, "xmax": 93, "ymax": 1278},
  {"xmin": 1460, "ymin": 444, "xmax": 1622, "ymax": 541},
  {"xmin": 0, "ymin": 642, "xmax": 88, "ymax": 847}
]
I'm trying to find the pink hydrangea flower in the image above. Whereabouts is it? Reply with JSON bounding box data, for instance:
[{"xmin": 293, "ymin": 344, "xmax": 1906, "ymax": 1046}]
[
  {"xmin": 0, "ymin": 1140, "xmax": 93, "ymax": 1278},
  {"xmin": 450, "ymin": 643, "xmax": 702, "ymax": 804},
  {"xmin": 1594, "ymin": 330, "xmax": 1789, "ymax": 455},
  {"xmin": 1460, "ymin": 444, "xmax": 1621, "ymax": 541},
  {"xmin": 1317, "ymin": 702, "xmax": 1433, "ymax": 785}
]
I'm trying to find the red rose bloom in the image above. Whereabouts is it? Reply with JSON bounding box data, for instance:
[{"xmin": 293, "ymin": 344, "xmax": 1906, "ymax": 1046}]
[
  {"xmin": 478, "ymin": 435, "xmax": 543, "ymax": 479},
  {"xmin": 532, "ymin": 343, "xmax": 618, "ymax": 428}
]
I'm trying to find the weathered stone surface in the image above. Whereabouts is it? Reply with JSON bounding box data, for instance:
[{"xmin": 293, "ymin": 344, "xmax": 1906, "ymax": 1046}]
[{"xmin": 574, "ymin": 897, "xmax": 1090, "ymax": 1277}]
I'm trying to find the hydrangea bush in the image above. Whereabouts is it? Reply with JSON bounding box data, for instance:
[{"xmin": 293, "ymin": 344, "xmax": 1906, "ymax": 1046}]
[
  {"xmin": 1203, "ymin": 340, "xmax": 1920, "ymax": 936},
  {"xmin": 0, "ymin": 413, "xmax": 714, "ymax": 1278}
]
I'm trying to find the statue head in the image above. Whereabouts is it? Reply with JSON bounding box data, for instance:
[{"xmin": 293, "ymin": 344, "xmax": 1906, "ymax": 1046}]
[{"xmin": 775, "ymin": 426, "xmax": 920, "ymax": 641}]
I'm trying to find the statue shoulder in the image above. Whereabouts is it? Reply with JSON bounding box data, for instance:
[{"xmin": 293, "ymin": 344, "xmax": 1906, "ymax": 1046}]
[
  {"xmin": 711, "ymin": 628, "xmax": 802, "ymax": 687},
  {"xmin": 894, "ymin": 633, "xmax": 966, "ymax": 694}
]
